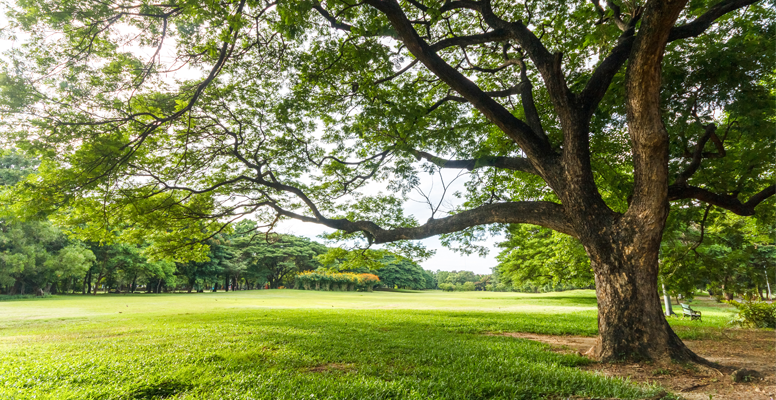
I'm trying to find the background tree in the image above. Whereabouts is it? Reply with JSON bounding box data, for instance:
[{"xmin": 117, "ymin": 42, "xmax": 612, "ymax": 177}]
[
  {"xmin": 0, "ymin": 220, "xmax": 68, "ymax": 294},
  {"xmin": 660, "ymin": 207, "xmax": 776, "ymax": 301},
  {"xmin": 496, "ymin": 224, "xmax": 593, "ymax": 288},
  {"xmin": 44, "ymin": 243, "xmax": 96, "ymax": 294},
  {"xmin": 234, "ymin": 232, "xmax": 327, "ymax": 289},
  {"xmin": 0, "ymin": 0, "xmax": 773, "ymax": 362},
  {"xmin": 0, "ymin": 150, "xmax": 81, "ymax": 294},
  {"xmin": 374, "ymin": 255, "xmax": 429, "ymax": 289},
  {"xmin": 177, "ymin": 236, "xmax": 234, "ymax": 292}
]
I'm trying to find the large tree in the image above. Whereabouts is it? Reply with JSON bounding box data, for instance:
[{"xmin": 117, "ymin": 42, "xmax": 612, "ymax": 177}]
[
  {"xmin": 233, "ymin": 228, "xmax": 327, "ymax": 288},
  {"xmin": 0, "ymin": 0, "xmax": 773, "ymax": 361}
]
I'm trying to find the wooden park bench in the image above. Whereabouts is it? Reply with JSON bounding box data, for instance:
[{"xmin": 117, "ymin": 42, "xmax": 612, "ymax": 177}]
[{"xmin": 680, "ymin": 303, "xmax": 701, "ymax": 321}]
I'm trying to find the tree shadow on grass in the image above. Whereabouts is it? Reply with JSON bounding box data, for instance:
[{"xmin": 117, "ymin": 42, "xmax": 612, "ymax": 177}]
[
  {"xmin": 535, "ymin": 296, "xmax": 598, "ymax": 306},
  {"xmin": 128, "ymin": 380, "xmax": 191, "ymax": 399}
]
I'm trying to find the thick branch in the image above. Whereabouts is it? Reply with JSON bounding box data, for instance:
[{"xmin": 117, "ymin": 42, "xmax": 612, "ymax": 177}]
[
  {"xmin": 668, "ymin": 184, "xmax": 775, "ymax": 216},
  {"xmin": 365, "ymin": 0, "xmax": 554, "ymax": 166},
  {"xmin": 516, "ymin": 58, "xmax": 547, "ymax": 142},
  {"xmin": 579, "ymin": 29, "xmax": 636, "ymax": 116},
  {"xmin": 274, "ymin": 201, "xmax": 577, "ymax": 242},
  {"xmin": 412, "ymin": 150, "xmax": 538, "ymax": 175},
  {"xmin": 625, "ymin": 0, "xmax": 687, "ymax": 219},
  {"xmin": 582, "ymin": 0, "xmax": 757, "ymax": 116},
  {"xmin": 668, "ymin": 0, "xmax": 760, "ymax": 41},
  {"xmin": 469, "ymin": 0, "xmax": 575, "ymax": 113}
]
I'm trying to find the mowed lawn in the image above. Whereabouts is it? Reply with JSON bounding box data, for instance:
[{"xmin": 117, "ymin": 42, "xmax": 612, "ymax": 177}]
[{"xmin": 0, "ymin": 290, "xmax": 735, "ymax": 400}]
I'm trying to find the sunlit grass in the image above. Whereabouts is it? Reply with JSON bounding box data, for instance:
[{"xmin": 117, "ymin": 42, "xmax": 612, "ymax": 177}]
[{"xmin": 0, "ymin": 289, "xmax": 732, "ymax": 399}]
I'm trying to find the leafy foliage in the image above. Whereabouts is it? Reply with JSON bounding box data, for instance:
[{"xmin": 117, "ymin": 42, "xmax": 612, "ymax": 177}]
[
  {"xmin": 295, "ymin": 271, "xmax": 380, "ymax": 291},
  {"xmin": 496, "ymin": 225, "xmax": 592, "ymax": 288},
  {"xmin": 660, "ymin": 207, "xmax": 775, "ymax": 300},
  {"xmin": 726, "ymin": 300, "xmax": 776, "ymax": 329}
]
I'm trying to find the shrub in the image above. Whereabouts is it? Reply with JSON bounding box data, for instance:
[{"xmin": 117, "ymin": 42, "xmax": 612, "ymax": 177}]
[
  {"xmin": 727, "ymin": 300, "xmax": 776, "ymax": 329},
  {"xmin": 295, "ymin": 271, "xmax": 379, "ymax": 292},
  {"xmin": 357, "ymin": 273, "xmax": 380, "ymax": 292},
  {"xmin": 438, "ymin": 283, "xmax": 455, "ymax": 292}
]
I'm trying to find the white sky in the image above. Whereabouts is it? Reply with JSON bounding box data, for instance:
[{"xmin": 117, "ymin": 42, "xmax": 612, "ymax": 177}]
[{"xmin": 275, "ymin": 170, "xmax": 503, "ymax": 275}]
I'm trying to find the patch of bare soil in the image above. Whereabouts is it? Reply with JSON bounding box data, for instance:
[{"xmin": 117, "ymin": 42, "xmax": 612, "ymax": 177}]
[{"xmin": 495, "ymin": 330, "xmax": 775, "ymax": 400}]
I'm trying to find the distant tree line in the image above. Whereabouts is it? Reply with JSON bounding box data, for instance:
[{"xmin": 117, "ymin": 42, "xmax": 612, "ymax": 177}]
[{"xmin": 0, "ymin": 151, "xmax": 451, "ymax": 295}]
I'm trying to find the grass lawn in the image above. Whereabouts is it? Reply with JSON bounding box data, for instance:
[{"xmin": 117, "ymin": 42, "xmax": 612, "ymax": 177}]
[{"xmin": 0, "ymin": 290, "xmax": 736, "ymax": 399}]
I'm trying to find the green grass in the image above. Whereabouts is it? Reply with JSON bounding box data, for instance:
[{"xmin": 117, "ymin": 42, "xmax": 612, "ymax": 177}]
[{"xmin": 0, "ymin": 290, "xmax": 733, "ymax": 399}]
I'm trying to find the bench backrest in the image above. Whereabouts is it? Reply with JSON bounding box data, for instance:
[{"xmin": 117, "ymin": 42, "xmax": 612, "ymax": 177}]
[{"xmin": 680, "ymin": 303, "xmax": 693, "ymax": 311}]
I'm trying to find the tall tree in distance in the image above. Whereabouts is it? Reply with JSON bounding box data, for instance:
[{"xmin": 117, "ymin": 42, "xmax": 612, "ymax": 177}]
[
  {"xmin": 0, "ymin": 0, "xmax": 773, "ymax": 362},
  {"xmin": 496, "ymin": 224, "xmax": 592, "ymax": 288},
  {"xmin": 232, "ymin": 222, "xmax": 327, "ymax": 289}
]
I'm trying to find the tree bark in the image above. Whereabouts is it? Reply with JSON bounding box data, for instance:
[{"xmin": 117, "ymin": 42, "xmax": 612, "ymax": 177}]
[{"xmin": 586, "ymin": 233, "xmax": 700, "ymax": 362}]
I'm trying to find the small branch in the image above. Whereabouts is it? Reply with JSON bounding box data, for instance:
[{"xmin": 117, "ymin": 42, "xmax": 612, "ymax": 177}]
[
  {"xmin": 429, "ymin": 29, "xmax": 514, "ymax": 52},
  {"xmin": 406, "ymin": 0, "xmax": 429, "ymax": 12},
  {"xmin": 374, "ymin": 59, "xmax": 418, "ymax": 85},
  {"xmin": 312, "ymin": 2, "xmax": 353, "ymax": 31},
  {"xmin": 426, "ymin": 85, "xmax": 523, "ymax": 113},
  {"xmin": 690, "ymin": 204, "xmax": 712, "ymax": 252},
  {"xmin": 675, "ymin": 122, "xmax": 718, "ymax": 185},
  {"xmin": 591, "ymin": 0, "xmax": 628, "ymax": 31}
]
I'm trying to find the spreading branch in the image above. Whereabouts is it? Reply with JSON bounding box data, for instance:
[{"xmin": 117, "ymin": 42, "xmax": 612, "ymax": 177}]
[
  {"xmin": 582, "ymin": 0, "xmax": 758, "ymax": 117},
  {"xmin": 668, "ymin": 184, "xmax": 775, "ymax": 216},
  {"xmin": 668, "ymin": 0, "xmax": 760, "ymax": 41},
  {"xmin": 675, "ymin": 122, "xmax": 719, "ymax": 185},
  {"xmin": 365, "ymin": 0, "xmax": 555, "ymax": 167},
  {"xmin": 412, "ymin": 150, "xmax": 538, "ymax": 175},
  {"xmin": 272, "ymin": 201, "xmax": 577, "ymax": 242}
]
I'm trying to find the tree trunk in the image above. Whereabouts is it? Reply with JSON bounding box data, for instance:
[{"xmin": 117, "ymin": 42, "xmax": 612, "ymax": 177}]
[
  {"xmin": 584, "ymin": 222, "xmax": 702, "ymax": 363},
  {"xmin": 591, "ymin": 253, "xmax": 698, "ymax": 361},
  {"xmin": 83, "ymin": 270, "xmax": 91, "ymax": 294},
  {"xmin": 92, "ymin": 273, "xmax": 103, "ymax": 295},
  {"xmin": 662, "ymin": 282, "xmax": 675, "ymax": 316}
]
